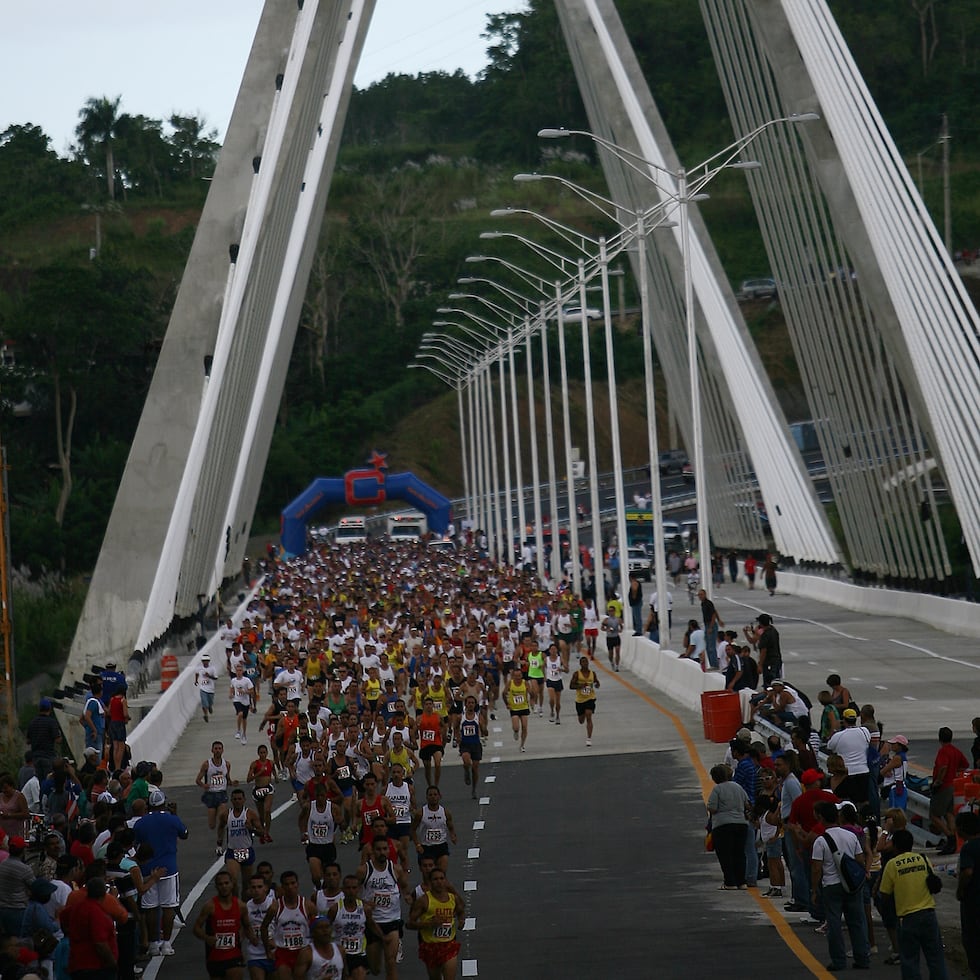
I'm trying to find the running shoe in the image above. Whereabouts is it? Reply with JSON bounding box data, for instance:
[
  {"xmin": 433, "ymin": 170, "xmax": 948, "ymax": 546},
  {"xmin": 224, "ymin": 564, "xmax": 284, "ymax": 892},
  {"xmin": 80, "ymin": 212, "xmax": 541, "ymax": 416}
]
[
  {"xmin": 490, "ymin": 712, "xmax": 496, "ymax": 721},
  {"xmin": 396, "ymin": 940, "xmax": 404, "ymax": 964},
  {"xmin": 148, "ymin": 942, "xmax": 163, "ymax": 957},
  {"xmin": 586, "ymin": 738, "xmax": 592, "ymax": 747},
  {"xmin": 241, "ymin": 735, "xmax": 247, "ymax": 745},
  {"xmin": 159, "ymin": 942, "xmax": 176, "ymax": 957},
  {"xmin": 520, "ymin": 745, "xmax": 526, "ymax": 753},
  {"xmin": 203, "ymin": 714, "xmax": 209, "ymax": 723},
  {"xmin": 214, "ymin": 845, "xmax": 223, "ymax": 856},
  {"xmin": 549, "ymin": 717, "xmax": 554, "ymax": 724},
  {"xmin": 555, "ymin": 719, "xmax": 560, "ymax": 725},
  {"xmin": 234, "ymin": 731, "xmax": 241, "ymax": 739}
]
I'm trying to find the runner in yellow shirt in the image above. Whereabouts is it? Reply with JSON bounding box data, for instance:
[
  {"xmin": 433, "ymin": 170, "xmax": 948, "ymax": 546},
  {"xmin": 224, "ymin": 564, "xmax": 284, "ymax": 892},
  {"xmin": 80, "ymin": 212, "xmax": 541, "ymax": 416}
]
[
  {"xmin": 504, "ymin": 666, "xmax": 531, "ymax": 753},
  {"xmin": 570, "ymin": 655, "xmax": 600, "ymax": 747}
]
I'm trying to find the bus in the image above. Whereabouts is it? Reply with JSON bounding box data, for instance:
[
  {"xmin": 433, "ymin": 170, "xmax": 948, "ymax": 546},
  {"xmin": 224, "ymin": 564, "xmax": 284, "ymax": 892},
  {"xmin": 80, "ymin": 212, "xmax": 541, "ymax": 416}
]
[
  {"xmin": 386, "ymin": 511, "xmax": 428, "ymax": 541},
  {"xmin": 335, "ymin": 516, "xmax": 368, "ymax": 543}
]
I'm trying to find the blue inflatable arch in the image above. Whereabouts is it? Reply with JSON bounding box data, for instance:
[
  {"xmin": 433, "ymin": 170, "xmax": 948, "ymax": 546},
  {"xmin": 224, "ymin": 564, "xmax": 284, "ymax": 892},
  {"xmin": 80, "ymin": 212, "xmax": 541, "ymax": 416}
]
[{"xmin": 280, "ymin": 456, "xmax": 452, "ymax": 556}]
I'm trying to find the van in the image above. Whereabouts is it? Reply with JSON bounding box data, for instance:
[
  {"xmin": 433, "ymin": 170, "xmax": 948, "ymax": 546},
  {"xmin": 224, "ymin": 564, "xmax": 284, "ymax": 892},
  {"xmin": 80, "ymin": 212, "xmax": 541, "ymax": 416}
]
[{"xmin": 658, "ymin": 449, "xmax": 688, "ymax": 475}]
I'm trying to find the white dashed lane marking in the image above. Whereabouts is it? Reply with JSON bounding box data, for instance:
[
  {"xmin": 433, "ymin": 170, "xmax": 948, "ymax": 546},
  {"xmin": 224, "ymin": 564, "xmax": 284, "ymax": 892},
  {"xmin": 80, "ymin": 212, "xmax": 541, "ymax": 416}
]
[
  {"xmin": 479, "ymin": 796, "xmax": 491, "ymax": 804},
  {"xmin": 464, "ymin": 880, "xmax": 477, "ymax": 891},
  {"xmin": 472, "ymin": 821, "xmax": 485, "ymax": 830},
  {"xmin": 462, "ymin": 960, "xmax": 479, "ymax": 976},
  {"xmin": 467, "ymin": 848, "xmax": 480, "ymax": 858}
]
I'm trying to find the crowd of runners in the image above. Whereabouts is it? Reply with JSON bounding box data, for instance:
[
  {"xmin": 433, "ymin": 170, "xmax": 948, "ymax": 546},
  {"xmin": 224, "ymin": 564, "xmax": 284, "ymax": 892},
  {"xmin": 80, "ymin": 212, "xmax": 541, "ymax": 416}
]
[{"xmin": 1, "ymin": 536, "xmax": 620, "ymax": 980}]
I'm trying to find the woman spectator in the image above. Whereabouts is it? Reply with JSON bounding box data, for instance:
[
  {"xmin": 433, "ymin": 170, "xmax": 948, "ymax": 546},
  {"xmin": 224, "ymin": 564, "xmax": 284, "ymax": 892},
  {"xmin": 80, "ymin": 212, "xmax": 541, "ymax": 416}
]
[
  {"xmin": 826, "ymin": 753, "xmax": 848, "ymax": 795},
  {"xmin": 706, "ymin": 764, "xmax": 750, "ymax": 890},
  {"xmin": 757, "ymin": 769, "xmax": 785, "ymax": 898},
  {"xmin": 872, "ymin": 808, "xmax": 906, "ymax": 965},
  {"xmin": 0, "ymin": 774, "xmax": 29, "ymax": 842},
  {"xmin": 879, "ymin": 735, "xmax": 909, "ymax": 810}
]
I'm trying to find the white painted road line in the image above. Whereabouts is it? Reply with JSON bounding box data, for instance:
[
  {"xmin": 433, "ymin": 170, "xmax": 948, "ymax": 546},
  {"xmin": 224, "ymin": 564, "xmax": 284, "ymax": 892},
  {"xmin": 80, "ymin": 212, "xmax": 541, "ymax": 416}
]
[
  {"xmin": 462, "ymin": 960, "xmax": 479, "ymax": 976},
  {"xmin": 889, "ymin": 638, "xmax": 980, "ymax": 671},
  {"xmin": 490, "ymin": 756, "xmax": 501, "ymax": 763},
  {"xmin": 473, "ymin": 821, "xmax": 485, "ymax": 830},
  {"xmin": 463, "ymin": 917, "xmax": 476, "ymax": 931},
  {"xmin": 467, "ymin": 847, "xmax": 480, "ymax": 858},
  {"xmin": 479, "ymin": 796, "xmax": 491, "ymax": 805},
  {"xmin": 464, "ymin": 880, "xmax": 477, "ymax": 891},
  {"xmin": 484, "ymin": 775, "xmax": 496, "ymax": 783}
]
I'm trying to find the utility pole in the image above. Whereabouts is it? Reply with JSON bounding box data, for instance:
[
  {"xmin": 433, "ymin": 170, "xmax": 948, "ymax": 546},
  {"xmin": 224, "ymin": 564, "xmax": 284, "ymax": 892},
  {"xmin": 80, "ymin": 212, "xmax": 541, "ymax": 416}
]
[
  {"xmin": 0, "ymin": 436, "xmax": 14, "ymax": 739},
  {"xmin": 940, "ymin": 113, "xmax": 952, "ymax": 257}
]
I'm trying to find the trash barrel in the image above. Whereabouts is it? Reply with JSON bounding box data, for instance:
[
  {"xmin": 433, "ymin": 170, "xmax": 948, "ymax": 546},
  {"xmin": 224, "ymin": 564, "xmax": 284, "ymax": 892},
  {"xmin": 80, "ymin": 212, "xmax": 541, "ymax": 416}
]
[
  {"xmin": 160, "ymin": 654, "xmax": 179, "ymax": 692},
  {"xmin": 700, "ymin": 690, "xmax": 742, "ymax": 743}
]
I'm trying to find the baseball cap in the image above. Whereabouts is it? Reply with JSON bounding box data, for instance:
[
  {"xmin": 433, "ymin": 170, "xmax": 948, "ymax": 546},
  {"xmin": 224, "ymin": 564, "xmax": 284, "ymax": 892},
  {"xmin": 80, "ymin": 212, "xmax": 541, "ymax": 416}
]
[
  {"xmin": 800, "ymin": 768, "xmax": 824, "ymax": 785},
  {"xmin": 39, "ymin": 697, "xmax": 53, "ymax": 710},
  {"xmin": 82, "ymin": 747, "xmax": 100, "ymax": 759},
  {"xmin": 756, "ymin": 614, "xmax": 772, "ymax": 625},
  {"xmin": 7, "ymin": 835, "xmax": 27, "ymax": 850},
  {"xmin": 105, "ymin": 661, "xmax": 117, "ymax": 668},
  {"xmin": 842, "ymin": 708, "xmax": 858, "ymax": 719},
  {"xmin": 148, "ymin": 789, "xmax": 167, "ymax": 807},
  {"xmin": 735, "ymin": 727, "xmax": 753, "ymax": 743},
  {"xmin": 887, "ymin": 734, "xmax": 909, "ymax": 746},
  {"xmin": 770, "ymin": 679, "xmax": 785, "ymax": 687},
  {"xmin": 201, "ymin": 653, "xmax": 211, "ymax": 661}
]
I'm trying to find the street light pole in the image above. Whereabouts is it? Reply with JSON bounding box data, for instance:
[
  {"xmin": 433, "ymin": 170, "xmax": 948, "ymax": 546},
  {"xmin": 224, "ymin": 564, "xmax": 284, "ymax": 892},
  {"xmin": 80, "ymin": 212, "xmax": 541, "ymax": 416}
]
[
  {"xmin": 538, "ymin": 303, "xmax": 561, "ymax": 581},
  {"xmin": 577, "ymin": 258, "xmax": 605, "ymax": 613},
  {"xmin": 555, "ymin": 286, "xmax": 582, "ymax": 597},
  {"xmin": 525, "ymin": 326, "xmax": 545, "ymax": 582}
]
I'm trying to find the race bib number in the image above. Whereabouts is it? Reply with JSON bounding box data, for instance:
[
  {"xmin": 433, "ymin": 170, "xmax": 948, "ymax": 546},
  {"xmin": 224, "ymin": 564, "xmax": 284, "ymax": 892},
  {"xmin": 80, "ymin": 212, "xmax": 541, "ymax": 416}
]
[
  {"xmin": 421, "ymin": 729, "xmax": 437, "ymax": 742},
  {"xmin": 341, "ymin": 937, "xmax": 363, "ymax": 954},
  {"xmin": 211, "ymin": 774, "xmax": 225, "ymax": 787},
  {"xmin": 311, "ymin": 823, "xmax": 329, "ymax": 840},
  {"xmin": 215, "ymin": 933, "xmax": 237, "ymax": 949},
  {"xmin": 335, "ymin": 766, "xmax": 350, "ymax": 780},
  {"xmin": 374, "ymin": 894, "xmax": 392, "ymax": 909},
  {"xmin": 580, "ymin": 683, "xmax": 593, "ymax": 697},
  {"xmin": 512, "ymin": 693, "xmax": 526, "ymax": 706},
  {"xmin": 431, "ymin": 700, "xmax": 443, "ymax": 713},
  {"xmin": 432, "ymin": 923, "xmax": 454, "ymax": 939},
  {"xmin": 282, "ymin": 934, "xmax": 304, "ymax": 950},
  {"xmin": 392, "ymin": 802, "xmax": 408, "ymax": 818},
  {"xmin": 425, "ymin": 829, "xmax": 443, "ymax": 843}
]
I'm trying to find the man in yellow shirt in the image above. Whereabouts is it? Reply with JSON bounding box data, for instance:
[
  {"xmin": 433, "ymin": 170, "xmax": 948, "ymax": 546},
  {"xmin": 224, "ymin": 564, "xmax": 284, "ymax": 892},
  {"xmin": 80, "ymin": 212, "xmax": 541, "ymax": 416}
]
[{"xmin": 878, "ymin": 829, "xmax": 949, "ymax": 978}]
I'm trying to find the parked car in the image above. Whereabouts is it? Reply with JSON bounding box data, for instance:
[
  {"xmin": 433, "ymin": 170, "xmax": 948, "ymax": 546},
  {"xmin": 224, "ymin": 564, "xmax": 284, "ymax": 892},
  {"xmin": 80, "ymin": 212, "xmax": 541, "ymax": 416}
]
[
  {"xmin": 738, "ymin": 277, "xmax": 777, "ymax": 300},
  {"xmin": 658, "ymin": 448, "xmax": 689, "ymax": 475},
  {"xmin": 561, "ymin": 305, "xmax": 602, "ymax": 322},
  {"xmin": 627, "ymin": 546, "xmax": 652, "ymax": 581}
]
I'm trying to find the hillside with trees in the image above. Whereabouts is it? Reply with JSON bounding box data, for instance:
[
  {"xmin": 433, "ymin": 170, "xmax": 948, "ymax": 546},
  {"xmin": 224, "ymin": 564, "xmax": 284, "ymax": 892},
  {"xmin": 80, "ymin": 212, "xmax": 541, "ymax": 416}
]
[{"xmin": 1, "ymin": 0, "xmax": 979, "ymax": 668}]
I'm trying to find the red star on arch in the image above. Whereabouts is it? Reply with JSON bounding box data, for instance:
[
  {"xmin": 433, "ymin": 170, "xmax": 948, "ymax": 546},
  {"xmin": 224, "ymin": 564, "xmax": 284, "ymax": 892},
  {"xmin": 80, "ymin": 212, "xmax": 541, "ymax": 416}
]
[{"xmin": 368, "ymin": 450, "xmax": 388, "ymax": 471}]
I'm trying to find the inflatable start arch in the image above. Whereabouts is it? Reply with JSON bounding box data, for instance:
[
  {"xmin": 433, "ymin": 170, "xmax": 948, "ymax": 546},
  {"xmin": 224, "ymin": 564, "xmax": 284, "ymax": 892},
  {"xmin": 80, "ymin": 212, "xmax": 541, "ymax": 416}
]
[{"xmin": 280, "ymin": 452, "xmax": 452, "ymax": 556}]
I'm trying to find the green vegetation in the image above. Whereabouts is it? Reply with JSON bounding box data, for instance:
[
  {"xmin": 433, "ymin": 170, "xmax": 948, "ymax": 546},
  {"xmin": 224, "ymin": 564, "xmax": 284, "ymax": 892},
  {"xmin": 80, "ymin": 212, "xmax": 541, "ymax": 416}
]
[{"xmin": 0, "ymin": 0, "xmax": 978, "ymax": 627}]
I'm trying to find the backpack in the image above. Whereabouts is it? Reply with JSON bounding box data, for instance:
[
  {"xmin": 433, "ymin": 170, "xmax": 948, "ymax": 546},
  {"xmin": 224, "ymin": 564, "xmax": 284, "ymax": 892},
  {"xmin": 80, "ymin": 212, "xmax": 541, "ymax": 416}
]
[
  {"xmin": 822, "ymin": 832, "xmax": 866, "ymax": 894},
  {"xmin": 788, "ymin": 684, "xmax": 813, "ymax": 710}
]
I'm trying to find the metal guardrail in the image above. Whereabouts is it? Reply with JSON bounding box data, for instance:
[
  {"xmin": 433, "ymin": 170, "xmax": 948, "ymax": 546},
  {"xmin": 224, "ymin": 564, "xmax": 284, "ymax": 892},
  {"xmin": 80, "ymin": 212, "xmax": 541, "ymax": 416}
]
[{"xmin": 753, "ymin": 715, "xmax": 933, "ymax": 844}]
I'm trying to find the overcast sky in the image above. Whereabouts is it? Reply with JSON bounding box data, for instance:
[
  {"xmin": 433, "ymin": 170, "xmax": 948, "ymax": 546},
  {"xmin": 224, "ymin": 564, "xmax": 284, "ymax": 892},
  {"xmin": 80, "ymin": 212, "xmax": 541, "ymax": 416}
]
[{"xmin": 2, "ymin": 0, "xmax": 526, "ymax": 155}]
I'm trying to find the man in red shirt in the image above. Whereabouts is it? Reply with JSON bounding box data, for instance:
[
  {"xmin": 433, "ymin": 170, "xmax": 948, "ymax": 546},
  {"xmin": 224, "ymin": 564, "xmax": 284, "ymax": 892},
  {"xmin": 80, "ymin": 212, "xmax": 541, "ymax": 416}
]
[
  {"xmin": 61, "ymin": 877, "xmax": 119, "ymax": 979},
  {"xmin": 786, "ymin": 768, "xmax": 839, "ymax": 922},
  {"xmin": 931, "ymin": 726, "xmax": 970, "ymax": 854}
]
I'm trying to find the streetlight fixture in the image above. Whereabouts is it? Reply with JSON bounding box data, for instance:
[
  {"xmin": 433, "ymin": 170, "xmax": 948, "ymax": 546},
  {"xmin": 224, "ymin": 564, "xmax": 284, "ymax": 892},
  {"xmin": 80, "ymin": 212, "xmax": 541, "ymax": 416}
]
[{"xmin": 538, "ymin": 114, "xmax": 819, "ymax": 597}]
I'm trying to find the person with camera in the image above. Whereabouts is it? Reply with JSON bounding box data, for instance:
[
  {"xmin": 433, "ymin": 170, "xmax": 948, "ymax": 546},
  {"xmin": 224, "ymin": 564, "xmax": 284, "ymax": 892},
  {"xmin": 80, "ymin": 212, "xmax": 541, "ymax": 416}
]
[{"xmin": 878, "ymin": 828, "xmax": 948, "ymax": 978}]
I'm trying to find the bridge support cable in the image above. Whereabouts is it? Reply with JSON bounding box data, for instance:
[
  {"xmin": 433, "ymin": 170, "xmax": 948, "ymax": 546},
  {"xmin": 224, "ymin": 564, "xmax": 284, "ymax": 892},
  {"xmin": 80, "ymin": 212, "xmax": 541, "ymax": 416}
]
[
  {"xmin": 555, "ymin": 0, "xmax": 841, "ymax": 565},
  {"xmin": 701, "ymin": 0, "xmax": 971, "ymax": 579}
]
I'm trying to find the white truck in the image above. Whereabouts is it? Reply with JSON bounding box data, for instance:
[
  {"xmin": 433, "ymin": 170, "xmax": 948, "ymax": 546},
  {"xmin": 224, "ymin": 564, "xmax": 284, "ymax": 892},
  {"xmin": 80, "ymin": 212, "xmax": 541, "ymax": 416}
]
[
  {"xmin": 386, "ymin": 511, "xmax": 428, "ymax": 542},
  {"xmin": 335, "ymin": 515, "xmax": 368, "ymax": 543}
]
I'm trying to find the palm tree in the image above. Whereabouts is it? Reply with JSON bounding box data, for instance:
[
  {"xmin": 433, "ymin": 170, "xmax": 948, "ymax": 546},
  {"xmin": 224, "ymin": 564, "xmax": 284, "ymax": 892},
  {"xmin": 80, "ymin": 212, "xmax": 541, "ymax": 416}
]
[{"xmin": 76, "ymin": 95, "xmax": 122, "ymax": 200}]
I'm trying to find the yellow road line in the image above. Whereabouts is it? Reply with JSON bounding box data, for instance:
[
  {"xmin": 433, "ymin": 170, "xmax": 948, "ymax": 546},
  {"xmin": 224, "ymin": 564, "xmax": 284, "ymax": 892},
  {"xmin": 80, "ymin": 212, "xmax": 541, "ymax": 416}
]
[{"xmin": 594, "ymin": 660, "xmax": 834, "ymax": 979}]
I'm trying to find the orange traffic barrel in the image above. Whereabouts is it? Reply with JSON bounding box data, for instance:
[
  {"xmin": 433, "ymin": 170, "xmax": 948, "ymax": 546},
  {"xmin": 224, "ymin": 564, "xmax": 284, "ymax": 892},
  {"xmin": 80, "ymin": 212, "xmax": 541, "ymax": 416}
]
[
  {"xmin": 700, "ymin": 690, "xmax": 742, "ymax": 743},
  {"xmin": 160, "ymin": 654, "xmax": 179, "ymax": 691}
]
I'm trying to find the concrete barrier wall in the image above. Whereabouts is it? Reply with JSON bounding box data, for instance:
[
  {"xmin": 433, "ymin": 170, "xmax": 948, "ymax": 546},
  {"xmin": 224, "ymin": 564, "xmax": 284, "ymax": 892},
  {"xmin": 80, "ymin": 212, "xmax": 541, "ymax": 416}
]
[
  {"xmin": 779, "ymin": 571, "xmax": 980, "ymax": 639},
  {"xmin": 126, "ymin": 583, "xmax": 262, "ymax": 766},
  {"xmin": 620, "ymin": 633, "xmax": 723, "ymax": 714}
]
